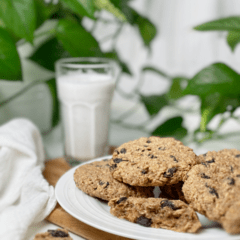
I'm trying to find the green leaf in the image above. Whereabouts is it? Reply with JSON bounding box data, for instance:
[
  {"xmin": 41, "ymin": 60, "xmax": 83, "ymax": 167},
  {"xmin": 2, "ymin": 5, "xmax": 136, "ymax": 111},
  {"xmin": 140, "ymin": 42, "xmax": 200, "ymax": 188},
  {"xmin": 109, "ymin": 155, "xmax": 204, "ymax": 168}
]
[
  {"xmin": 227, "ymin": 31, "xmax": 240, "ymax": 52},
  {"xmin": 56, "ymin": 19, "xmax": 103, "ymax": 57},
  {"xmin": 0, "ymin": 0, "xmax": 36, "ymax": 42},
  {"xmin": 95, "ymin": 0, "xmax": 127, "ymax": 22},
  {"xmin": 141, "ymin": 94, "xmax": 168, "ymax": 116},
  {"xmin": 29, "ymin": 37, "xmax": 70, "ymax": 71},
  {"xmin": 151, "ymin": 116, "xmax": 187, "ymax": 140},
  {"xmin": 134, "ymin": 13, "xmax": 157, "ymax": 47},
  {"xmin": 194, "ymin": 16, "xmax": 240, "ymax": 31},
  {"xmin": 142, "ymin": 66, "xmax": 169, "ymax": 78},
  {"xmin": 109, "ymin": 1, "xmax": 157, "ymax": 46},
  {"xmin": 200, "ymin": 93, "xmax": 240, "ymax": 131},
  {"xmin": 0, "ymin": 28, "xmax": 22, "ymax": 80},
  {"xmin": 168, "ymin": 77, "xmax": 188, "ymax": 100},
  {"xmin": 60, "ymin": 0, "xmax": 95, "ymax": 19},
  {"xmin": 34, "ymin": 0, "xmax": 60, "ymax": 28},
  {"xmin": 183, "ymin": 63, "xmax": 240, "ymax": 97},
  {"xmin": 46, "ymin": 78, "xmax": 60, "ymax": 128}
]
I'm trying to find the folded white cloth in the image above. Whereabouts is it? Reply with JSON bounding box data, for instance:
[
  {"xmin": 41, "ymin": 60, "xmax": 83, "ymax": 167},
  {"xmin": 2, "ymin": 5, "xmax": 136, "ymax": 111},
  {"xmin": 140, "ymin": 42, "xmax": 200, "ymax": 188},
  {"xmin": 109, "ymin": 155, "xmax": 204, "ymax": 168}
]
[{"xmin": 0, "ymin": 118, "xmax": 57, "ymax": 240}]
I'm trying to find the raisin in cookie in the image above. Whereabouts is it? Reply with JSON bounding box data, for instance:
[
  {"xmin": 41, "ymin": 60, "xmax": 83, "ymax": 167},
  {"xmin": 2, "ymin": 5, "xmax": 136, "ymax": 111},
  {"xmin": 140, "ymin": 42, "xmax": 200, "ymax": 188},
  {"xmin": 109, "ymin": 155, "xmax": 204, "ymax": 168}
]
[
  {"xmin": 74, "ymin": 159, "xmax": 154, "ymax": 201},
  {"xmin": 183, "ymin": 149, "xmax": 240, "ymax": 234},
  {"xmin": 34, "ymin": 229, "xmax": 72, "ymax": 240},
  {"xmin": 110, "ymin": 136, "xmax": 198, "ymax": 186},
  {"xmin": 108, "ymin": 197, "xmax": 201, "ymax": 233}
]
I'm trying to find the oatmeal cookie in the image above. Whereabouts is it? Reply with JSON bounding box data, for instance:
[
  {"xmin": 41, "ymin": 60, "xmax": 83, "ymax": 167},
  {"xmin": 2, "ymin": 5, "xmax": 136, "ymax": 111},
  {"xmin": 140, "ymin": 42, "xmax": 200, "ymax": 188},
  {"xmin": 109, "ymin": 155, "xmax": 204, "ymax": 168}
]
[
  {"xmin": 74, "ymin": 159, "xmax": 154, "ymax": 201},
  {"xmin": 108, "ymin": 197, "xmax": 201, "ymax": 233},
  {"xmin": 34, "ymin": 228, "xmax": 72, "ymax": 240},
  {"xmin": 110, "ymin": 136, "xmax": 198, "ymax": 186},
  {"xmin": 183, "ymin": 149, "xmax": 240, "ymax": 234}
]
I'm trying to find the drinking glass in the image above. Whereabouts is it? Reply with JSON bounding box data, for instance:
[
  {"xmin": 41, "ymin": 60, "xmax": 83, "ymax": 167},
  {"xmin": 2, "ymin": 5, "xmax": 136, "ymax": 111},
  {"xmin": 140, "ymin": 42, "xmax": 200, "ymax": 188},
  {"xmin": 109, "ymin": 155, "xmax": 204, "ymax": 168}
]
[{"xmin": 55, "ymin": 58, "xmax": 119, "ymax": 165}]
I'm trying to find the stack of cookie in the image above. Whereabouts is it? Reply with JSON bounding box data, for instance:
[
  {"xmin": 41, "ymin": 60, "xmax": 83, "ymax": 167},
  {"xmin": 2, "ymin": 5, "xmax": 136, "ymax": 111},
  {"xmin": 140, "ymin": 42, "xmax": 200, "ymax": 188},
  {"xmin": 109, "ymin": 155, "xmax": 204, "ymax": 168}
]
[{"xmin": 74, "ymin": 136, "xmax": 240, "ymax": 234}]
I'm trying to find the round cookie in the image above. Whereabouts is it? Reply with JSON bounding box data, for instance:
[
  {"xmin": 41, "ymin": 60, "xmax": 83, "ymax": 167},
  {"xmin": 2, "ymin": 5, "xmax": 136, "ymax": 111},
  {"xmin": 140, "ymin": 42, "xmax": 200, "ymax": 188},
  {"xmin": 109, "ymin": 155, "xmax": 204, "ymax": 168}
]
[
  {"xmin": 108, "ymin": 197, "xmax": 201, "ymax": 233},
  {"xmin": 182, "ymin": 149, "xmax": 240, "ymax": 234},
  {"xmin": 73, "ymin": 159, "xmax": 154, "ymax": 201},
  {"xmin": 110, "ymin": 136, "xmax": 198, "ymax": 186}
]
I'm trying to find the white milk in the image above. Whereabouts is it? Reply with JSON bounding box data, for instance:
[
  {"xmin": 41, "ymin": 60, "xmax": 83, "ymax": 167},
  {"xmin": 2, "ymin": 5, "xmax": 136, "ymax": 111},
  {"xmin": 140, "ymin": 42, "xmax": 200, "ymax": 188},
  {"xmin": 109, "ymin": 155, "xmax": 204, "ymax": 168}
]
[{"xmin": 57, "ymin": 73, "xmax": 115, "ymax": 161}]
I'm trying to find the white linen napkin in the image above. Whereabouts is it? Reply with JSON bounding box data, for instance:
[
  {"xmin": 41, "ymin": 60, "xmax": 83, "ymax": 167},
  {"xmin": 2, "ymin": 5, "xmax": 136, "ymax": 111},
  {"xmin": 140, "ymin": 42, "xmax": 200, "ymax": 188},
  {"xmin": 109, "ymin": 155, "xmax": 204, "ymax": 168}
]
[{"xmin": 0, "ymin": 118, "xmax": 57, "ymax": 240}]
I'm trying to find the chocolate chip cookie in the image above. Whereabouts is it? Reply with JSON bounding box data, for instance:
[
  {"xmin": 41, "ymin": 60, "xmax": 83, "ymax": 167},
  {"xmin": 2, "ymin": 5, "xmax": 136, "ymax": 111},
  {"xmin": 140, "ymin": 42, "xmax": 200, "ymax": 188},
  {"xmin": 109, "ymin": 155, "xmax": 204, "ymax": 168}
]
[
  {"xmin": 108, "ymin": 197, "xmax": 201, "ymax": 233},
  {"xmin": 110, "ymin": 136, "xmax": 198, "ymax": 186},
  {"xmin": 74, "ymin": 159, "xmax": 154, "ymax": 201},
  {"xmin": 183, "ymin": 149, "xmax": 240, "ymax": 234},
  {"xmin": 34, "ymin": 228, "xmax": 72, "ymax": 239}
]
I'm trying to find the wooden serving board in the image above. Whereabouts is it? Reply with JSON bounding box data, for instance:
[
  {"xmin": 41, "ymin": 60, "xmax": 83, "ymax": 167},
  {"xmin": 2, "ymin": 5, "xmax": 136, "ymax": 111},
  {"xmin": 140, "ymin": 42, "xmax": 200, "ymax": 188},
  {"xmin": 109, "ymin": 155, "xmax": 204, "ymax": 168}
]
[{"xmin": 43, "ymin": 150, "xmax": 131, "ymax": 240}]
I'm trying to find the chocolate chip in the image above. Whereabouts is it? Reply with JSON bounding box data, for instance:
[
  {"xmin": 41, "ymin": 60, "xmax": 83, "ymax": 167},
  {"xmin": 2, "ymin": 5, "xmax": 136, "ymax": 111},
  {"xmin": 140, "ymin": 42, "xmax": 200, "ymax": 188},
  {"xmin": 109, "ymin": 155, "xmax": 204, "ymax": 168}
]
[
  {"xmin": 158, "ymin": 147, "xmax": 166, "ymax": 150},
  {"xmin": 235, "ymin": 154, "xmax": 240, "ymax": 158},
  {"xmin": 99, "ymin": 181, "xmax": 105, "ymax": 185},
  {"xmin": 110, "ymin": 164, "xmax": 117, "ymax": 170},
  {"xmin": 114, "ymin": 150, "xmax": 119, "ymax": 154},
  {"xmin": 237, "ymin": 174, "xmax": 240, "ymax": 178},
  {"xmin": 201, "ymin": 173, "xmax": 210, "ymax": 179},
  {"xmin": 144, "ymin": 145, "xmax": 148, "ymax": 147},
  {"xmin": 136, "ymin": 216, "xmax": 152, "ymax": 227},
  {"xmin": 163, "ymin": 167, "xmax": 177, "ymax": 178},
  {"xmin": 106, "ymin": 164, "xmax": 110, "ymax": 167},
  {"xmin": 170, "ymin": 155, "xmax": 178, "ymax": 162},
  {"xmin": 203, "ymin": 153, "xmax": 207, "ymax": 157},
  {"xmin": 148, "ymin": 154, "xmax": 156, "ymax": 159},
  {"xmin": 146, "ymin": 140, "xmax": 151, "ymax": 143},
  {"xmin": 113, "ymin": 158, "xmax": 123, "ymax": 163},
  {"xmin": 206, "ymin": 184, "xmax": 219, "ymax": 198},
  {"xmin": 104, "ymin": 182, "xmax": 109, "ymax": 188},
  {"xmin": 228, "ymin": 178, "xmax": 235, "ymax": 185},
  {"xmin": 141, "ymin": 169, "xmax": 148, "ymax": 174},
  {"xmin": 206, "ymin": 158, "xmax": 215, "ymax": 164},
  {"xmin": 231, "ymin": 166, "xmax": 234, "ymax": 173},
  {"xmin": 48, "ymin": 230, "xmax": 69, "ymax": 237},
  {"xmin": 201, "ymin": 162, "xmax": 208, "ymax": 167},
  {"xmin": 160, "ymin": 199, "xmax": 179, "ymax": 210},
  {"xmin": 120, "ymin": 148, "xmax": 126, "ymax": 154},
  {"xmin": 116, "ymin": 197, "xmax": 127, "ymax": 204}
]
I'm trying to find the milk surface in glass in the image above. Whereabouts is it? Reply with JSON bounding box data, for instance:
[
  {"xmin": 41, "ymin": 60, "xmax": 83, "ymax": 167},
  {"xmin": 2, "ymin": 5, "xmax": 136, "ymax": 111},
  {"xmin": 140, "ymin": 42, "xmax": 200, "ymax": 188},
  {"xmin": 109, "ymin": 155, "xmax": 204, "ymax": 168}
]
[{"xmin": 57, "ymin": 72, "xmax": 115, "ymax": 161}]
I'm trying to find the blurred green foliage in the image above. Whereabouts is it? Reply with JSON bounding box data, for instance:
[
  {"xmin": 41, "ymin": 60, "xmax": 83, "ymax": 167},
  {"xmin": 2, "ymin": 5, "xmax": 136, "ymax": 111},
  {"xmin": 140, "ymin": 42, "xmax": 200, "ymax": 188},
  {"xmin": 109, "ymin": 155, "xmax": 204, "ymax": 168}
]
[{"xmin": 0, "ymin": 1, "xmax": 240, "ymax": 143}]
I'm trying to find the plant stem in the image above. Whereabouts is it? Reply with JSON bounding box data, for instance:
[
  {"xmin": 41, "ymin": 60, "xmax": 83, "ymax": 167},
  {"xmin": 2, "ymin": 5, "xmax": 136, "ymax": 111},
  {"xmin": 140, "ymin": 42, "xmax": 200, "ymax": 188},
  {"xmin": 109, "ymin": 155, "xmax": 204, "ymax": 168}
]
[{"xmin": 0, "ymin": 80, "xmax": 46, "ymax": 107}]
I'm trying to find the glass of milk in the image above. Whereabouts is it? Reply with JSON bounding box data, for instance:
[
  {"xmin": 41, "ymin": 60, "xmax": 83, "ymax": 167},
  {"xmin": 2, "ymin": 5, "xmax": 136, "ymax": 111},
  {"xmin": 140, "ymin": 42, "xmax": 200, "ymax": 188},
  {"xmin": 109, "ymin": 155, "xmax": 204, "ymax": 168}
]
[{"xmin": 55, "ymin": 58, "xmax": 119, "ymax": 164}]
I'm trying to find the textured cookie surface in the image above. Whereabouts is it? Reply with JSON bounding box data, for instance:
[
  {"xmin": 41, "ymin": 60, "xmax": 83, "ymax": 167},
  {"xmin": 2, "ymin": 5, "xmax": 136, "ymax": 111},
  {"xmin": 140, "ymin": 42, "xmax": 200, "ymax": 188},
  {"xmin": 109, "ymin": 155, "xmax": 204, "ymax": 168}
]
[
  {"xmin": 110, "ymin": 136, "xmax": 198, "ymax": 186},
  {"xmin": 74, "ymin": 159, "xmax": 154, "ymax": 201},
  {"xmin": 34, "ymin": 229, "xmax": 72, "ymax": 240},
  {"xmin": 108, "ymin": 197, "xmax": 201, "ymax": 233},
  {"xmin": 183, "ymin": 149, "xmax": 240, "ymax": 234}
]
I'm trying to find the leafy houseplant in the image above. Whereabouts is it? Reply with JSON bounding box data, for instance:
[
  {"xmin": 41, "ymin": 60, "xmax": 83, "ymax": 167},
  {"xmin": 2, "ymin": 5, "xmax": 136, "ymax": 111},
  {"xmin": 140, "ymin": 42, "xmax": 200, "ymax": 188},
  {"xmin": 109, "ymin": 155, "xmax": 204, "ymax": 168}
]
[
  {"xmin": 1, "ymin": 0, "xmax": 240, "ymax": 144},
  {"xmin": 0, "ymin": 0, "xmax": 157, "ymax": 130}
]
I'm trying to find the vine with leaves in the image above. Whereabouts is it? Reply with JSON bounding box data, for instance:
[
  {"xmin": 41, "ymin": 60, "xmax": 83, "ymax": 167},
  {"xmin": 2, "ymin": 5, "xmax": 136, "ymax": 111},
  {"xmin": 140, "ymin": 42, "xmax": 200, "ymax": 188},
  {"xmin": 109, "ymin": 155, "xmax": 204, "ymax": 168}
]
[{"xmin": 0, "ymin": 1, "xmax": 240, "ymax": 144}]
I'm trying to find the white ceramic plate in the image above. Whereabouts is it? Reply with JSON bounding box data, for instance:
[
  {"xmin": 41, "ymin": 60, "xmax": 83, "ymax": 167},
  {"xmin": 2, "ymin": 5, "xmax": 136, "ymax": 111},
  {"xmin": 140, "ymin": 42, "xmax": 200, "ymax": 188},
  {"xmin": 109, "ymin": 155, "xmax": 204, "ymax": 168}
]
[{"xmin": 55, "ymin": 156, "xmax": 240, "ymax": 240}]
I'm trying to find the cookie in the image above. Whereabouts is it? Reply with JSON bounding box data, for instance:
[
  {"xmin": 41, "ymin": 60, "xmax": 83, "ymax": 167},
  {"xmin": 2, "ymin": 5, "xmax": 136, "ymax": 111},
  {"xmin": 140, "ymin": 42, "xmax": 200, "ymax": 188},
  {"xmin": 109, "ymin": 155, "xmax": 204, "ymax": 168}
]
[
  {"xmin": 108, "ymin": 197, "xmax": 201, "ymax": 233},
  {"xmin": 182, "ymin": 149, "xmax": 240, "ymax": 234},
  {"xmin": 74, "ymin": 159, "xmax": 154, "ymax": 201},
  {"xmin": 34, "ymin": 228, "xmax": 72, "ymax": 240},
  {"xmin": 160, "ymin": 181, "xmax": 187, "ymax": 203},
  {"xmin": 110, "ymin": 136, "xmax": 198, "ymax": 186}
]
